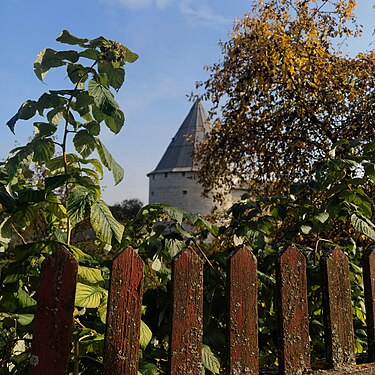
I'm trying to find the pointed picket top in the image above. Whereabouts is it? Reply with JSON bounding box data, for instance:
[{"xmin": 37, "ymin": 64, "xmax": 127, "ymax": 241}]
[
  {"xmin": 228, "ymin": 245, "xmax": 258, "ymax": 374},
  {"xmin": 276, "ymin": 246, "xmax": 310, "ymax": 375},
  {"xmin": 321, "ymin": 246, "xmax": 355, "ymax": 368},
  {"xmin": 103, "ymin": 247, "xmax": 145, "ymax": 375},
  {"xmin": 170, "ymin": 247, "xmax": 204, "ymax": 375},
  {"xmin": 30, "ymin": 247, "xmax": 78, "ymax": 375},
  {"xmin": 363, "ymin": 245, "xmax": 375, "ymax": 361}
]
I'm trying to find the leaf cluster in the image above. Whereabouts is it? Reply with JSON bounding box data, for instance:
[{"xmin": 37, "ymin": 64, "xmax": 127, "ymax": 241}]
[{"xmin": 196, "ymin": 0, "xmax": 375, "ymax": 196}]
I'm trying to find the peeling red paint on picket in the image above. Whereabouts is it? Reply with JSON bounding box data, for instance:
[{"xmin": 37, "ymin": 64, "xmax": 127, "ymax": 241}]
[
  {"xmin": 363, "ymin": 246, "xmax": 375, "ymax": 362},
  {"xmin": 276, "ymin": 246, "xmax": 310, "ymax": 375},
  {"xmin": 170, "ymin": 247, "xmax": 203, "ymax": 375},
  {"xmin": 228, "ymin": 245, "xmax": 258, "ymax": 374},
  {"xmin": 103, "ymin": 247, "xmax": 144, "ymax": 375},
  {"xmin": 321, "ymin": 246, "xmax": 355, "ymax": 368},
  {"xmin": 29, "ymin": 247, "xmax": 78, "ymax": 375}
]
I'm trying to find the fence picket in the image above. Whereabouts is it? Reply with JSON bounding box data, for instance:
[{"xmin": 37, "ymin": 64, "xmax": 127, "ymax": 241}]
[
  {"xmin": 228, "ymin": 245, "xmax": 258, "ymax": 374},
  {"xmin": 276, "ymin": 246, "xmax": 310, "ymax": 375},
  {"xmin": 321, "ymin": 246, "xmax": 355, "ymax": 368},
  {"xmin": 103, "ymin": 247, "xmax": 144, "ymax": 375},
  {"xmin": 363, "ymin": 246, "xmax": 375, "ymax": 361},
  {"xmin": 170, "ymin": 247, "xmax": 204, "ymax": 375},
  {"xmin": 29, "ymin": 247, "xmax": 78, "ymax": 375}
]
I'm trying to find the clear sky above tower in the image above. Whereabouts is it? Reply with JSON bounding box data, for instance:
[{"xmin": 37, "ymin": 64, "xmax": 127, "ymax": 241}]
[{"xmin": 0, "ymin": 0, "xmax": 373, "ymax": 204}]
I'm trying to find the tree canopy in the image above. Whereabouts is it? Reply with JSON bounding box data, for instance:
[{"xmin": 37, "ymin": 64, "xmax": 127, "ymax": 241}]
[{"xmin": 197, "ymin": 0, "xmax": 375, "ymax": 196}]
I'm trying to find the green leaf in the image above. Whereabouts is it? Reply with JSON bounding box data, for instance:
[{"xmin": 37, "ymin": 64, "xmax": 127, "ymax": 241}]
[
  {"xmin": 0, "ymin": 216, "xmax": 12, "ymax": 247},
  {"xmin": 55, "ymin": 50, "xmax": 79, "ymax": 63},
  {"xmin": 98, "ymin": 61, "xmax": 125, "ymax": 91},
  {"xmin": 73, "ymin": 130, "xmax": 96, "ymax": 158},
  {"xmin": 312, "ymin": 212, "xmax": 329, "ymax": 223},
  {"xmin": 79, "ymin": 48, "xmax": 100, "ymax": 60},
  {"xmin": 45, "ymin": 192, "xmax": 67, "ymax": 219},
  {"xmin": 92, "ymin": 106, "xmax": 124, "ymax": 134},
  {"xmin": 139, "ymin": 320, "xmax": 152, "ymax": 350},
  {"xmin": 17, "ymin": 314, "xmax": 34, "ymax": 326},
  {"xmin": 139, "ymin": 363, "xmax": 159, "ymax": 375},
  {"xmin": 351, "ymin": 214, "xmax": 375, "ymax": 241},
  {"xmin": 161, "ymin": 204, "xmax": 184, "ymax": 225},
  {"xmin": 47, "ymin": 108, "xmax": 64, "ymax": 125},
  {"xmin": 84, "ymin": 121, "xmax": 101, "ymax": 136},
  {"xmin": 56, "ymin": 30, "xmax": 89, "ymax": 47},
  {"xmin": 75, "ymin": 282, "xmax": 103, "ymax": 308},
  {"xmin": 79, "ymin": 158, "xmax": 104, "ymax": 178},
  {"xmin": 67, "ymin": 186, "xmax": 97, "ymax": 225},
  {"xmin": 16, "ymin": 289, "xmax": 37, "ymax": 308},
  {"xmin": 96, "ymin": 140, "xmax": 124, "ymax": 185},
  {"xmin": 32, "ymin": 139, "xmax": 55, "ymax": 163},
  {"xmin": 34, "ymin": 48, "xmax": 65, "ymax": 82},
  {"xmin": 90, "ymin": 199, "xmax": 124, "ymax": 243},
  {"xmin": 123, "ymin": 46, "xmax": 139, "ymax": 63},
  {"xmin": 202, "ymin": 344, "xmax": 220, "ymax": 374},
  {"xmin": 7, "ymin": 100, "xmax": 38, "ymax": 133},
  {"xmin": 78, "ymin": 266, "xmax": 104, "ymax": 285},
  {"xmin": 65, "ymin": 244, "xmax": 93, "ymax": 261},
  {"xmin": 67, "ymin": 63, "xmax": 92, "ymax": 86},
  {"xmin": 300, "ymin": 224, "xmax": 312, "ymax": 234},
  {"xmin": 34, "ymin": 122, "xmax": 58, "ymax": 138},
  {"xmin": 98, "ymin": 298, "xmax": 107, "ymax": 324},
  {"xmin": 88, "ymin": 79, "xmax": 119, "ymax": 115}
]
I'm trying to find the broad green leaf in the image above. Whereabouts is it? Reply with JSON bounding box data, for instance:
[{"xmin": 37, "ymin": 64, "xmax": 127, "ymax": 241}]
[
  {"xmin": 84, "ymin": 121, "xmax": 101, "ymax": 136},
  {"xmin": 65, "ymin": 244, "xmax": 93, "ymax": 261},
  {"xmin": 0, "ymin": 216, "xmax": 12, "ymax": 246},
  {"xmin": 79, "ymin": 158, "xmax": 104, "ymax": 178},
  {"xmin": 88, "ymin": 79, "xmax": 119, "ymax": 115},
  {"xmin": 73, "ymin": 130, "xmax": 96, "ymax": 158},
  {"xmin": 123, "ymin": 46, "xmax": 139, "ymax": 63},
  {"xmin": 12, "ymin": 204, "xmax": 39, "ymax": 227},
  {"xmin": 47, "ymin": 108, "xmax": 64, "ymax": 125},
  {"xmin": 17, "ymin": 314, "xmax": 34, "ymax": 326},
  {"xmin": 161, "ymin": 204, "xmax": 184, "ymax": 225},
  {"xmin": 92, "ymin": 105, "xmax": 124, "ymax": 134},
  {"xmin": 32, "ymin": 139, "xmax": 55, "ymax": 163},
  {"xmin": 139, "ymin": 363, "xmax": 159, "ymax": 375},
  {"xmin": 202, "ymin": 344, "xmax": 220, "ymax": 374},
  {"xmin": 7, "ymin": 100, "xmax": 38, "ymax": 133},
  {"xmin": 56, "ymin": 30, "xmax": 89, "ymax": 47},
  {"xmin": 55, "ymin": 50, "xmax": 79, "ymax": 63},
  {"xmin": 300, "ymin": 224, "xmax": 312, "ymax": 234},
  {"xmin": 365, "ymin": 163, "xmax": 375, "ymax": 183},
  {"xmin": 90, "ymin": 199, "xmax": 124, "ymax": 243},
  {"xmin": 98, "ymin": 61, "xmax": 125, "ymax": 91},
  {"xmin": 75, "ymin": 282, "xmax": 102, "ymax": 308},
  {"xmin": 79, "ymin": 48, "xmax": 100, "ymax": 60},
  {"xmin": 45, "ymin": 192, "xmax": 66, "ymax": 219},
  {"xmin": 96, "ymin": 140, "xmax": 124, "ymax": 185},
  {"xmin": 312, "ymin": 212, "xmax": 329, "ymax": 223},
  {"xmin": 45, "ymin": 175, "xmax": 70, "ymax": 192},
  {"xmin": 16, "ymin": 289, "xmax": 37, "ymax": 308},
  {"xmin": 67, "ymin": 186, "xmax": 97, "ymax": 225},
  {"xmin": 351, "ymin": 214, "xmax": 375, "ymax": 241},
  {"xmin": 67, "ymin": 63, "xmax": 91, "ymax": 86},
  {"xmin": 139, "ymin": 320, "xmax": 152, "ymax": 350},
  {"xmin": 78, "ymin": 265, "xmax": 104, "ymax": 285},
  {"xmin": 34, "ymin": 48, "xmax": 65, "ymax": 82},
  {"xmin": 98, "ymin": 298, "xmax": 107, "ymax": 324},
  {"xmin": 34, "ymin": 122, "xmax": 58, "ymax": 138}
]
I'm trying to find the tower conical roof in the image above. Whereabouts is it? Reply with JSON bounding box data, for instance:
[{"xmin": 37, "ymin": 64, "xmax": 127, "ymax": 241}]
[{"xmin": 149, "ymin": 100, "xmax": 211, "ymax": 174}]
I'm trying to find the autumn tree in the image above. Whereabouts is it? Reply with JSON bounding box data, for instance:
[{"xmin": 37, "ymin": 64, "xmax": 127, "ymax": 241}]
[{"xmin": 197, "ymin": 0, "xmax": 374, "ymax": 196}]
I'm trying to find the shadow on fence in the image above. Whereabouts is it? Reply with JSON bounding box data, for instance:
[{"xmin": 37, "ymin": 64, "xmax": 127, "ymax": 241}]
[{"xmin": 28, "ymin": 245, "xmax": 375, "ymax": 375}]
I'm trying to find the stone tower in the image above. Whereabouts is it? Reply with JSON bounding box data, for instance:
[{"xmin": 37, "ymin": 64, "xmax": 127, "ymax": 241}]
[{"xmin": 147, "ymin": 100, "xmax": 216, "ymax": 215}]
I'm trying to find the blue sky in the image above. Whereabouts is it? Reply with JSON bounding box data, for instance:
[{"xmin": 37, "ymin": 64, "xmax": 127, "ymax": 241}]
[{"xmin": 0, "ymin": 0, "xmax": 373, "ymax": 205}]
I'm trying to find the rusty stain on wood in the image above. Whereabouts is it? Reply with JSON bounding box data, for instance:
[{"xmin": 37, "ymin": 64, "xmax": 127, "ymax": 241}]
[
  {"xmin": 29, "ymin": 247, "xmax": 78, "ymax": 375},
  {"xmin": 321, "ymin": 246, "xmax": 355, "ymax": 368},
  {"xmin": 276, "ymin": 246, "xmax": 310, "ymax": 375},
  {"xmin": 363, "ymin": 246, "xmax": 375, "ymax": 362},
  {"xmin": 103, "ymin": 247, "xmax": 144, "ymax": 375},
  {"xmin": 228, "ymin": 245, "xmax": 258, "ymax": 374},
  {"xmin": 170, "ymin": 247, "xmax": 203, "ymax": 375}
]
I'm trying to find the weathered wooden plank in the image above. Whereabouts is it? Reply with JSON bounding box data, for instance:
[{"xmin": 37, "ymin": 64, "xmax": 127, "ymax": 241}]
[
  {"xmin": 276, "ymin": 246, "xmax": 310, "ymax": 375},
  {"xmin": 29, "ymin": 247, "xmax": 78, "ymax": 375},
  {"xmin": 103, "ymin": 247, "xmax": 144, "ymax": 375},
  {"xmin": 321, "ymin": 246, "xmax": 355, "ymax": 368},
  {"xmin": 170, "ymin": 247, "xmax": 204, "ymax": 375},
  {"xmin": 363, "ymin": 246, "xmax": 375, "ymax": 361},
  {"xmin": 228, "ymin": 245, "xmax": 258, "ymax": 374}
]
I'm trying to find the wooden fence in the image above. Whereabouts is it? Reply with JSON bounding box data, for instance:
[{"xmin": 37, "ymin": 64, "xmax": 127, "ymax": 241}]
[{"xmin": 28, "ymin": 245, "xmax": 375, "ymax": 375}]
